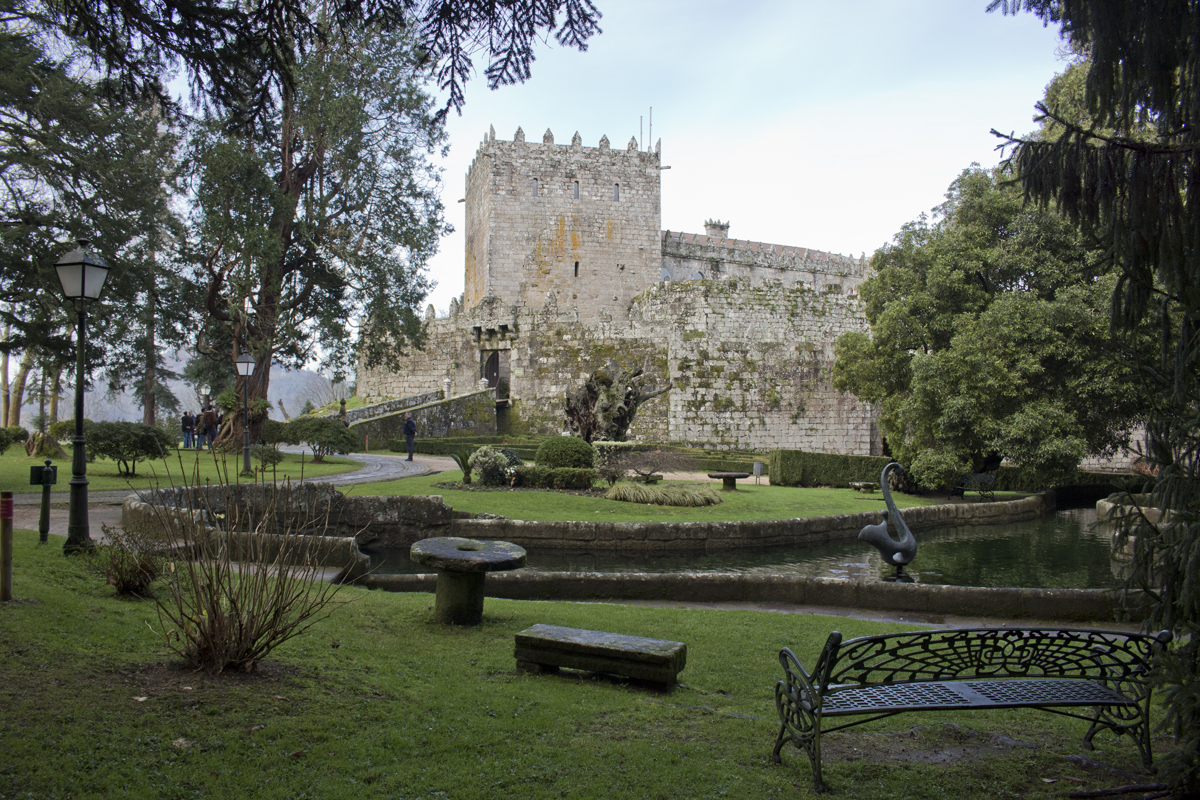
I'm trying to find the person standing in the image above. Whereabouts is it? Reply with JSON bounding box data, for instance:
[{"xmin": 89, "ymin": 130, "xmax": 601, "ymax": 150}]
[
  {"xmin": 403, "ymin": 412, "xmax": 417, "ymax": 461},
  {"xmin": 182, "ymin": 410, "xmax": 194, "ymax": 449}
]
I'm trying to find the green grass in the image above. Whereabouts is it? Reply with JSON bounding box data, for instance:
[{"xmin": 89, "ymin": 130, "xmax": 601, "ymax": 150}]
[
  {"xmin": 346, "ymin": 470, "xmax": 959, "ymax": 522},
  {"xmin": 0, "ymin": 448, "xmax": 360, "ymax": 495},
  {"xmin": 0, "ymin": 529, "xmax": 1165, "ymax": 799}
]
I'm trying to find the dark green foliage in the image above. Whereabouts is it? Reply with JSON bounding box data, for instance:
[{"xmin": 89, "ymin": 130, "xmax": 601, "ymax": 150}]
[
  {"xmin": 0, "ymin": 429, "xmax": 11, "ymax": 456},
  {"xmin": 286, "ymin": 417, "xmax": 356, "ymax": 462},
  {"xmin": 497, "ymin": 447, "xmax": 524, "ymax": 467},
  {"xmin": 261, "ymin": 419, "xmax": 294, "ymax": 447},
  {"xmin": 47, "ymin": 419, "xmax": 86, "ymax": 441},
  {"xmin": 6, "ymin": 426, "xmax": 28, "ymax": 443},
  {"xmin": 535, "ymin": 436, "xmax": 595, "ymax": 469},
  {"xmin": 250, "ymin": 444, "xmax": 285, "ymax": 471},
  {"xmin": 992, "ymin": 4, "xmax": 1200, "ymax": 790},
  {"xmin": 769, "ymin": 450, "xmax": 893, "ymax": 489},
  {"xmin": 510, "ymin": 466, "xmax": 597, "ymax": 490},
  {"xmin": 833, "ymin": 166, "xmax": 1150, "ymax": 491},
  {"xmin": 87, "ymin": 422, "xmax": 174, "ymax": 477}
]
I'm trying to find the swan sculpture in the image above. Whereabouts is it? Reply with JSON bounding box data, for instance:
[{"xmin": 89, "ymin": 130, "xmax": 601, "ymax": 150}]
[{"xmin": 857, "ymin": 462, "xmax": 917, "ymax": 579}]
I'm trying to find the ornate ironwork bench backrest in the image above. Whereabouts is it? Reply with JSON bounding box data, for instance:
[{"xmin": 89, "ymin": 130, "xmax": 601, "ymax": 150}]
[{"xmin": 809, "ymin": 628, "xmax": 1172, "ymax": 702}]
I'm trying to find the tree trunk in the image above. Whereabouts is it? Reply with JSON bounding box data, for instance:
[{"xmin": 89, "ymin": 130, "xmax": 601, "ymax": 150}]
[
  {"xmin": 215, "ymin": 354, "xmax": 271, "ymax": 451},
  {"xmin": 1, "ymin": 320, "xmax": 10, "ymax": 426},
  {"xmin": 143, "ymin": 288, "xmax": 157, "ymax": 426},
  {"xmin": 49, "ymin": 366, "xmax": 62, "ymax": 425},
  {"xmin": 7, "ymin": 349, "xmax": 35, "ymax": 427}
]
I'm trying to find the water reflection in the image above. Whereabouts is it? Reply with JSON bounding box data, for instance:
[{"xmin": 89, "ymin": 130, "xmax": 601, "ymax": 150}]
[{"xmin": 366, "ymin": 507, "xmax": 1118, "ymax": 590}]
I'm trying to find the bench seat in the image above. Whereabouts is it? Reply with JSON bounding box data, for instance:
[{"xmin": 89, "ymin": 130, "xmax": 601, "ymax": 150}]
[
  {"xmin": 515, "ymin": 624, "xmax": 686, "ymax": 686},
  {"xmin": 823, "ymin": 677, "xmax": 1134, "ymax": 716}
]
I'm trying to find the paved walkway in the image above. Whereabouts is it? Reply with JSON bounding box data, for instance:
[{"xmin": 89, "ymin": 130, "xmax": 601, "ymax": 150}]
[{"xmin": 7, "ymin": 449, "xmax": 446, "ymax": 540}]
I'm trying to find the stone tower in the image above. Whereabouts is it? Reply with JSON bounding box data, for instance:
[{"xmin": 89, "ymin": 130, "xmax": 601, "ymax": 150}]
[{"xmin": 463, "ymin": 127, "xmax": 662, "ymax": 320}]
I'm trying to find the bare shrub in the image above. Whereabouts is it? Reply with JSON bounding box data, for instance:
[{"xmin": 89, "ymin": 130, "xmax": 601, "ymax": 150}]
[
  {"xmin": 147, "ymin": 484, "xmax": 350, "ymax": 674},
  {"xmin": 96, "ymin": 522, "xmax": 172, "ymax": 597}
]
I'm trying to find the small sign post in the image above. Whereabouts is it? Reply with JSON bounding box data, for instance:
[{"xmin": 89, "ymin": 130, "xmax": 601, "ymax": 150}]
[
  {"xmin": 1, "ymin": 490, "xmax": 12, "ymax": 601},
  {"xmin": 30, "ymin": 459, "xmax": 56, "ymax": 544}
]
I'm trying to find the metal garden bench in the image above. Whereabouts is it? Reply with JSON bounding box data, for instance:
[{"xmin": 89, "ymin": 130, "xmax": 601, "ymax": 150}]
[{"xmin": 772, "ymin": 627, "xmax": 1172, "ymax": 793}]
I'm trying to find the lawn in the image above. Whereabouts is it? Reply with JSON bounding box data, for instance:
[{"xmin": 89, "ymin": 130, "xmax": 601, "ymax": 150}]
[
  {"xmin": 346, "ymin": 470, "xmax": 975, "ymax": 523},
  {"xmin": 0, "ymin": 447, "xmax": 360, "ymax": 495},
  {"xmin": 0, "ymin": 529, "xmax": 1166, "ymax": 799}
]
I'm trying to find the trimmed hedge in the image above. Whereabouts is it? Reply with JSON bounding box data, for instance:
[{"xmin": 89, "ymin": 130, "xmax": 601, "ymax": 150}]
[
  {"xmin": 535, "ymin": 436, "xmax": 595, "ymax": 469},
  {"xmin": 510, "ymin": 466, "xmax": 597, "ymax": 490},
  {"xmin": 769, "ymin": 450, "xmax": 892, "ymax": 488}
]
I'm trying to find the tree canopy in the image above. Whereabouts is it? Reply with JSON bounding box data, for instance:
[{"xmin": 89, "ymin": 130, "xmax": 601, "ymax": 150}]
[
  {"xmin": 9, "ymin": 0, "xmax": 601, "ymax": 127},
  {"xmin": 833, "ymin": 166, "xmax": 1150, "ymax": 490},
  {"xmin": 992, "ymin": 2, "xmax": 1200, "ymax": 792},
  {"xmin": 189, "ymin": 18, "xmax": 446, "ymax": 445}
]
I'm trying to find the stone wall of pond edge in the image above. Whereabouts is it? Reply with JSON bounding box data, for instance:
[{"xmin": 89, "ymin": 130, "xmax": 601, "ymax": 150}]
[
  {"xmin": 438, "ymin": 493, "xmax": 1051, "ymax": 553},
  {"xmin": 120, "ymin": 494, "xmax": 370, "ymax": 583},
  {"xmin": 359, "ymin": 572, "xmax": 1127, "ymax": 623}
]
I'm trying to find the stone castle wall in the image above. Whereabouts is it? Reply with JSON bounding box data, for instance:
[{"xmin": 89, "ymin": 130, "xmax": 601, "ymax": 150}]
[
  {"xmin": 358, "ymin": 126, "xmax": 880, "ymax": 454},
  {"xmin": 360, "ymin": 280, "xmax": 876, "ymax": 453},
  {"xmin": 464, "ymin": 128, "xmax": 662, "ymax": 320}
]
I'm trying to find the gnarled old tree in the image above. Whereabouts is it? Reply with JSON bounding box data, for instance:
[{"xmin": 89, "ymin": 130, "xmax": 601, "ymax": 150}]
[{"xmin": 564, "ymin": 364, "xmax": 670, "ymax": 443}]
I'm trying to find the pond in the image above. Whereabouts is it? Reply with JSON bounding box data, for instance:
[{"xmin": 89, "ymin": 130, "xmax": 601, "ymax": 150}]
[{"xmin": 365, "ymin": 507, "xmax": 1122, "ymax": 590}]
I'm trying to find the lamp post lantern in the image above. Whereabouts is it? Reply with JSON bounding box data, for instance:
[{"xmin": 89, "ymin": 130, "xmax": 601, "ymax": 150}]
[
  {"xmin": 200, "ymin": 384, "xmax": 211, "ymax": 411},
  {"xmin": 54, "ymin": 240, "xmax": 111, "ymax": 553},
  {"xmin": 235, "ymin": 353, "xmax": 255, "ymax": 475}
]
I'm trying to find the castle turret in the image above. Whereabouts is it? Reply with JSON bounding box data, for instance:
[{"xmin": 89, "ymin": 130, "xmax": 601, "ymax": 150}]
[{"xmin": 463, "ymin": 127, "xmax": 662, "ymax": 320}]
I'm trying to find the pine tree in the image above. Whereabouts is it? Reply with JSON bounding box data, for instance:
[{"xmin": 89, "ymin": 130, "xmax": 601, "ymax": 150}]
[{"xmin": 993, "ymin": 2, "xmax": 1200, "ymax": 792}]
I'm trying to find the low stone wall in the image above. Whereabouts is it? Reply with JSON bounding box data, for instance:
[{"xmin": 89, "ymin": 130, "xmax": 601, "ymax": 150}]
[
  {"xmin": 441, "ymin": 494, "xmax": 1049, "ymax": 553},
  {"xmin": 362, "ymin": 572, "xmax": 1125, "ymax": 622},
  {"xmin": 125, "ymin": 484, "xmax": 1048, "ymax": 555},
  {"xmin": 121, "ymin": 494, "xmax": 370, "ymax": 583},
  {"xmin": 345, "ymin": 391, "xmax": 443, "ymax": 423},
  {"xmin": 350, "ymin": 389, "xmax": 497, "ymax": 449}
]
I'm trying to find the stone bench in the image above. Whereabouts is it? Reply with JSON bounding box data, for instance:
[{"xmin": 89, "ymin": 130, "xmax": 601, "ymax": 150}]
[
  {"xmin": 848, "ymin": 481, "xmax": 879, "ymax": 493},
  {"xmin": 708, "ymin": 471, "xmax": 751, "ymax": 491},
  {"xmin": 514, "ymin": 624, "xmax": 687, "ymax": 687}
]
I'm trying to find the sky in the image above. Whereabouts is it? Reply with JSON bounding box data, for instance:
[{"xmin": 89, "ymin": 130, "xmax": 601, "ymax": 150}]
[{"xmin": 419, "ymin": 0, "xmax": 1069, "ymax": 315}]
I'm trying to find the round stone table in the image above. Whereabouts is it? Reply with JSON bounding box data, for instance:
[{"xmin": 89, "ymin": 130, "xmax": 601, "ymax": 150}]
[{"xmin": 409, "ymin": 537, "xmax": 527, "ymax": 625}]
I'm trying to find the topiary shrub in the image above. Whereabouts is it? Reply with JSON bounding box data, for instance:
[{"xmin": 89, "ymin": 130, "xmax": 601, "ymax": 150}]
[
  {"xmin": 88, "ymin": 422, "xmax": 174, "ymax": 477},
  {"xmin": 509, "ymin": 466, "xmax": 597, "ymax": 490},
  {"xmin": 535, "ymin": 436, "xmax": 595, "ymax": 469},
  {"xmin": 286, "ymin": 416, "xmax": 356, "ymax": 462},
  {"xmin": 468, "ymin": 445, "xmax": 510, "ymax": 486}
]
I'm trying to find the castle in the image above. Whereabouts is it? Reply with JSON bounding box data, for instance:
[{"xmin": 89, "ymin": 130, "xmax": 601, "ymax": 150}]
[{"xmin": 358, "ymin": 126, "xmax": 882, "ymax": 454}]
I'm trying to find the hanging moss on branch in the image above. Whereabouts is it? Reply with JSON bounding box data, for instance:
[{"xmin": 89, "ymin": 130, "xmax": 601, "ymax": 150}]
[{"xmin": 564, "ymin": 365, "xmax": 671, "ymax": 443}]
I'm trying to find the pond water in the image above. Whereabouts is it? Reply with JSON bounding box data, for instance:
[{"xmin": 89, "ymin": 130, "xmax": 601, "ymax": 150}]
[{"xmin": 365, "ymin": 507, "xmax": 1122, "ymax": 590}]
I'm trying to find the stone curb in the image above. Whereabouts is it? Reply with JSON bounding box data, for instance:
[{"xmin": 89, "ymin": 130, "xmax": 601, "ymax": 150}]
[{"xmin": 359, "ymin": 571, "xmax": 1131, "ymax": 623}]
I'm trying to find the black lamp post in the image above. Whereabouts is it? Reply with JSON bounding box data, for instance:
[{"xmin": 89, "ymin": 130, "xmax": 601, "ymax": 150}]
[
  {"xmin": 235, "ymin": 353, "xmax": 255, "ymax": 475},
  {"xmin": 54, "ymin": 240, "xmax": 111, "ymax": 554}
]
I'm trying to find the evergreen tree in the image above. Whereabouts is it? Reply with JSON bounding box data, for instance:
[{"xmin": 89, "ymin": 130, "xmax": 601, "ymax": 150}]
[
  {"xmin": 833, "ymin": 166, "xmax": 1151, "ymax": 490},
  {"xmin": 994, "ymin": 2, "xmax": 1200, "ymax": 792},
  {"xmin": 189, "ymin": 18, "xmax": 445, "ymax": 446}
]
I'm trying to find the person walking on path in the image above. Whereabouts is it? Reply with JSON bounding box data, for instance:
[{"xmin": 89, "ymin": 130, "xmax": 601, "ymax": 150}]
[{"xmin": 403, "ymin": 412, "xmax": 417, "ymax": 461}]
